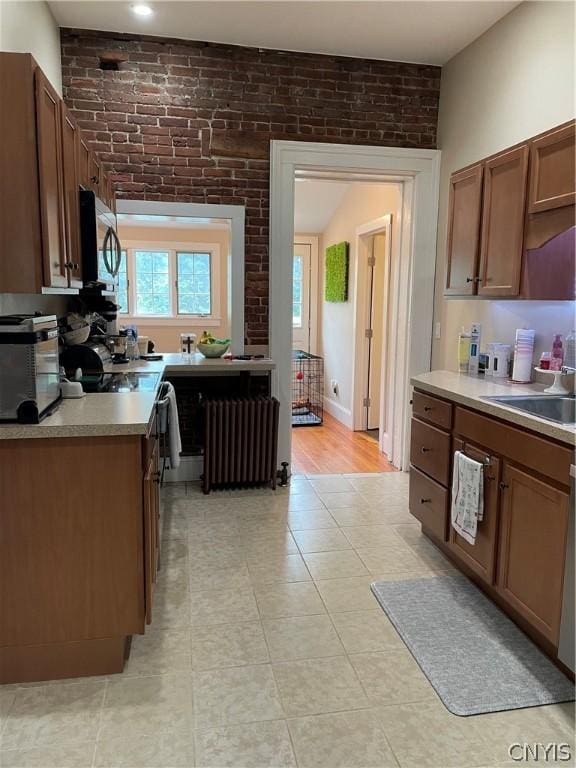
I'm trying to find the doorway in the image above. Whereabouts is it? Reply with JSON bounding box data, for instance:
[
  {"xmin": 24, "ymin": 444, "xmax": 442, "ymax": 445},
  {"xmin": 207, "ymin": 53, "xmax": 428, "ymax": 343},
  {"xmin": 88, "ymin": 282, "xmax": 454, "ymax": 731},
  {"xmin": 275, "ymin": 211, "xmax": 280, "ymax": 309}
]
[{"xmin": 270, "ymin": 141, "xmax": 441, "ymax": 472}]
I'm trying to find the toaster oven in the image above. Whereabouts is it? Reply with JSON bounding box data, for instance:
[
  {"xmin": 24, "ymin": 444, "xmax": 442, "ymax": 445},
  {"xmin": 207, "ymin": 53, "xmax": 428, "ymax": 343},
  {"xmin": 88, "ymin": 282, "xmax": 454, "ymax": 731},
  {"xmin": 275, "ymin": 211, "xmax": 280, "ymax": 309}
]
[{"xmin": 0, "ymin": 315, "xmax": 61, "ymax": 423}]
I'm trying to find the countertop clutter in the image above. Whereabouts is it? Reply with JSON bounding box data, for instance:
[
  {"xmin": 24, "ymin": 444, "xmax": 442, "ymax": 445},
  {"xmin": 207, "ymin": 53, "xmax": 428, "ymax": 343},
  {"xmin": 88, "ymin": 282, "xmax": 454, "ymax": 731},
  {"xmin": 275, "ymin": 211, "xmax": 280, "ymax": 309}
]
[
  {"xmin": 0, "ymin": 353, "xmax": 276, "ymax": 440},
  {"xmin": 411, "ymin": 370, "xmax": 575, "ymax": 446}
]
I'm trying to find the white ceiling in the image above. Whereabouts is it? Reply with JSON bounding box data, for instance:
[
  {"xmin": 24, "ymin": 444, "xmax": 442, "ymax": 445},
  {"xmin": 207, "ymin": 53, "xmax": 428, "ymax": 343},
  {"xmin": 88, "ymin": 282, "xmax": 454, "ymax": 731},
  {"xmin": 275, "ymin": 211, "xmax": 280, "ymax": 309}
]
[{"xmin": 49, "ymin": 0, "xmax": 520, "ymax": 66}]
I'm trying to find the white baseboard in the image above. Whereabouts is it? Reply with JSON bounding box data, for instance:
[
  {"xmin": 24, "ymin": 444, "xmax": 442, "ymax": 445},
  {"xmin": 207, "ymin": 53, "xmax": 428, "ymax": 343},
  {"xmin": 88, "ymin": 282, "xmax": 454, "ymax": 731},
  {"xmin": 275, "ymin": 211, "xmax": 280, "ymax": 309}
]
[{"xmin": 323, "ymin": 397, "xmax": 353, "ymax": 429}]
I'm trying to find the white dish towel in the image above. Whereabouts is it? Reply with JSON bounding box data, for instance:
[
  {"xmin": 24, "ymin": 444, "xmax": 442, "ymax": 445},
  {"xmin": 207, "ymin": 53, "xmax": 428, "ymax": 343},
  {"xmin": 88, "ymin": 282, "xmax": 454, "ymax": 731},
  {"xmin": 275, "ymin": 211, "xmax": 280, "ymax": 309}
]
[
  {"xmin": 165, "ymin": 382, "xmax": 182, "ymax": 469},
  {"xmin": 451, "ymin": 450, "xmax": 484, "ymax": 545}
]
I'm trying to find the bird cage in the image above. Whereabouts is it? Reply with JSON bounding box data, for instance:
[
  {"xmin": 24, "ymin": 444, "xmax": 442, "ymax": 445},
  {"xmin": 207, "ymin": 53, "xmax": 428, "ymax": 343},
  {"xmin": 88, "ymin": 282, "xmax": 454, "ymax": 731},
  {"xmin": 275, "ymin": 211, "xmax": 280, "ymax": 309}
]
[{"xmin": 292, "ymin": 350, "xmax": 324, "ymax": 426}]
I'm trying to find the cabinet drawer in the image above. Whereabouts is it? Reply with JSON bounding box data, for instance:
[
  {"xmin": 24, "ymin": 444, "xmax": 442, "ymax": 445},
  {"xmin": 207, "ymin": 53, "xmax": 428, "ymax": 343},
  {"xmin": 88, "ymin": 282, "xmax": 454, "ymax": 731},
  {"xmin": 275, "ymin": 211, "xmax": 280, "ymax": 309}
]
[
  {"xmin": 409, "ymin": 468, "xmax": 448, "ymax": 541},
  {"xmin": 410, "ymin": 418, "xmax": 451, "ymax": 486},
  {"xmin": 413, "ymin": 390, "xmax": 453, "ymax": 430}
]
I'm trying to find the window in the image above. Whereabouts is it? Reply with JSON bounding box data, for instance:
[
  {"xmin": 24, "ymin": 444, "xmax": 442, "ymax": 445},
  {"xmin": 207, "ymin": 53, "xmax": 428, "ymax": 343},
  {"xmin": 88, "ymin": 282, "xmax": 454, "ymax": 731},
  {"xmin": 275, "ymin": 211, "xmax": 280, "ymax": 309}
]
[
  {"xmin": 293, "ymin": 253, "xmax": 303, "ymax": 327},
  {"xmin": 177, "ymin": 252, "xmax": 211, "ymax": 315},
  {"xmin": 118, "ymin": 242, "xmax": 221, "ymax": 323},
  {"xmin": 98, "ymin": 249, "xmax": 128, "ymax": 314},
  {"xmin": 134, "ymin": 250, "xmax": 170, "ymax": 316}
]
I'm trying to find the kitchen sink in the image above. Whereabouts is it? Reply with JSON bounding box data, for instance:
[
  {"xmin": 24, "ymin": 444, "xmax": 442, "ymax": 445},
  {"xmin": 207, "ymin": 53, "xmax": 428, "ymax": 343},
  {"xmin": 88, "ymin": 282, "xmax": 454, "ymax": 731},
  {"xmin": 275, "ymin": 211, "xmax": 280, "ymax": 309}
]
[{"xmin": 484, "ymin": 394, "xmax": 576, "ymax": 425}]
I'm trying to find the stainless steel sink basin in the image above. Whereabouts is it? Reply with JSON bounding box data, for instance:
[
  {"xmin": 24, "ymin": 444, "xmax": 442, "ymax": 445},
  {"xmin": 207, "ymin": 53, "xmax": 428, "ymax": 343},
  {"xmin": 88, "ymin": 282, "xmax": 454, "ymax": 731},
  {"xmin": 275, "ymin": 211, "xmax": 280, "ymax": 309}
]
[{"xmin": 484, "ymin": 394, "xmax": 576, "ymax": 425}]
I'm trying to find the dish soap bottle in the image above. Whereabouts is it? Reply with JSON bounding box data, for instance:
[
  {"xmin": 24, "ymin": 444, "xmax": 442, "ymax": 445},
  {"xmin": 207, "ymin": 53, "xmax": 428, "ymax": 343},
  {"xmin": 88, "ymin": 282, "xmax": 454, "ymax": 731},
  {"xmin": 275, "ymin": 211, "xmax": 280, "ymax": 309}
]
[{"xmin": 550, "ymin": 334, "xmax": 564, "ymax": 371}]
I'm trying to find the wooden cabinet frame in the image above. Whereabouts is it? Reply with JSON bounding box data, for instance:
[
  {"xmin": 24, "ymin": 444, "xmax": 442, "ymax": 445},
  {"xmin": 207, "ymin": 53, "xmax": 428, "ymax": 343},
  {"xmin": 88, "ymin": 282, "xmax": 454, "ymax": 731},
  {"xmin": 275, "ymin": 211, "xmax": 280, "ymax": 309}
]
[{"xmin": 445, "ymin": 164, "xmax": 483, "ymax": 295}]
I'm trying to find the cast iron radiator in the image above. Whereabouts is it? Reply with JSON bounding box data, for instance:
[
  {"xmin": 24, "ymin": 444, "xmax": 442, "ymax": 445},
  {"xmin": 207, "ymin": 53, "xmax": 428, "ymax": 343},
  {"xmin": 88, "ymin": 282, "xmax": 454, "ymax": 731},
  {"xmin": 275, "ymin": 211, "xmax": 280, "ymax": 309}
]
[{"xmin": 203, "ymin": 397, "xmax": 280, "ymax": 494}]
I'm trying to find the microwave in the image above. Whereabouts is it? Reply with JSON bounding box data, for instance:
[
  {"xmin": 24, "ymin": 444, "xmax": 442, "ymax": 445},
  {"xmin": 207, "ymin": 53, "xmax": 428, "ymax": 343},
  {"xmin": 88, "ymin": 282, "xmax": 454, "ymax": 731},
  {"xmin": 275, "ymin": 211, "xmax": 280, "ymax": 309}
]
[{"xmin": 79, "ymin": 190, "xmax": 122, "ymax": 291}]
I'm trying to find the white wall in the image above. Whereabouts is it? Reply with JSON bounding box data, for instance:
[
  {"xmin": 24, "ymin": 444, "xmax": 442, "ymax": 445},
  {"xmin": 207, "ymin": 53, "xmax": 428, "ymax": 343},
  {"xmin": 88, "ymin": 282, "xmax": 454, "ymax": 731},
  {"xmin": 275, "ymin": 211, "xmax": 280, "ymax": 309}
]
[
  {"xmin": 0, "ymin": 0, "xmax": 62, "ymax": 93},
  {"xmin": 317, "ymin": 183, "xmax": 402, "ymax": 425},
  {"xmin": 433, "ymin": 0, "xmax": 576, "ymax": 370}
]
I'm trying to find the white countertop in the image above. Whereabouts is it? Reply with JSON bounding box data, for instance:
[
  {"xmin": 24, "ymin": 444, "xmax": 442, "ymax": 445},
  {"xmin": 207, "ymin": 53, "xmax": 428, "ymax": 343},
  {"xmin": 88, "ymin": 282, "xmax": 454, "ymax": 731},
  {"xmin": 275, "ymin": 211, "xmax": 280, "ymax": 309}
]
[
  {"xmin": 411, "ymin": 370, "xmax": 575, "ymax": 446},
  {"xmin": 0, "ymin": 352, "xmax": 275, "ymax": 441}
]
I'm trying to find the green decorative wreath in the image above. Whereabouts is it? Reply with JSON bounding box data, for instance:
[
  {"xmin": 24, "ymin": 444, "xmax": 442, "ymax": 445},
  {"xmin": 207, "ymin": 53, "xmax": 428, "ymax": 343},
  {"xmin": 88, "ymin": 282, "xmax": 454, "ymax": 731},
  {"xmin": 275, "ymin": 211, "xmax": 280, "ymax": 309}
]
[{"xmin": 325, "ymin": 241, "xmax": 349, "ymax": 302}]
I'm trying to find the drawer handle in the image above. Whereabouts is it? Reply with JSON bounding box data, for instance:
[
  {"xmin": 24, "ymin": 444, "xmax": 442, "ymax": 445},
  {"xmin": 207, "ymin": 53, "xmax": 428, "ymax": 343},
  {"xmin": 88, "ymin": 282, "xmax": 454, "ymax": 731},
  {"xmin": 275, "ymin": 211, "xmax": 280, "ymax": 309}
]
[
  {"xmin": 423, "ymin": 406, "xmax": 433, "ymax": 412},
  {"xmin": 420, "ymin": 447, "xmax": 431, "ymax": 453},
  {"xmin": 420, "ymin": 498, "xmax": 432, "ymax": 504}
]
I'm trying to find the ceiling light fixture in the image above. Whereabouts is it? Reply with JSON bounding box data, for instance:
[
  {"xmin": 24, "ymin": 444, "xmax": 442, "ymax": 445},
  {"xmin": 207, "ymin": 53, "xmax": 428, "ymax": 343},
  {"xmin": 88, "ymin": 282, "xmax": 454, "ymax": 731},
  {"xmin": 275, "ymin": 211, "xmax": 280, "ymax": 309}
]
[{"xmin": 131, "ymin": 4, "xmax": 154, "ymax": 17}]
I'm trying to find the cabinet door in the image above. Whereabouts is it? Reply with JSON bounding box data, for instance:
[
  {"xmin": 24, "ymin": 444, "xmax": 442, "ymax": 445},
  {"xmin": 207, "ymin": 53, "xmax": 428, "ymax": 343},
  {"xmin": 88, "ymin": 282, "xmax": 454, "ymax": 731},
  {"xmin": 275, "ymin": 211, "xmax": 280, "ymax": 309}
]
[
  {"xmin": 449, "ymin": 439, "xmax": 501, "ymax": 586},
  {"xmin": 143, "ymin": 441, "xmax": 160, "ymax": 625},
  {"xmin": 528, "ymin": 122, "xmax": 575, "ymax": 213},
  {"xmin": 478, "ymin": 145, "xmax": 529, "ymax": 297},
  {"xmin": 496, "ymin": 463, "xmax": 569, "ymax": 645},
  {"xmin": 60, "ymin": 104, "xmax": 82, "ymax": 287},
  {"xmin": 445, "ymin": 164, "xmax": 483, "ymax": 295},
  {"xmin": 89, "ymin": 153, "xmax": 101, "ymax": 196},
  {"xmin": 34, "ymin": 68, "xmax": 67, "ymax": 288},
  {"xmin": 77, "ymin": 136, "xmax": 92, "ymax": 190}
]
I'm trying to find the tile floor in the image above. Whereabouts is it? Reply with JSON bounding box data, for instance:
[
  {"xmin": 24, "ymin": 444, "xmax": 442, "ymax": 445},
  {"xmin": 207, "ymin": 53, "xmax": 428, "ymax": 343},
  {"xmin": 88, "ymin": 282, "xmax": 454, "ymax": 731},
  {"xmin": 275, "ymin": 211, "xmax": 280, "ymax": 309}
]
[{"xmin": 0, "ymin": 472, "xmax": 574, "ymax": 768}]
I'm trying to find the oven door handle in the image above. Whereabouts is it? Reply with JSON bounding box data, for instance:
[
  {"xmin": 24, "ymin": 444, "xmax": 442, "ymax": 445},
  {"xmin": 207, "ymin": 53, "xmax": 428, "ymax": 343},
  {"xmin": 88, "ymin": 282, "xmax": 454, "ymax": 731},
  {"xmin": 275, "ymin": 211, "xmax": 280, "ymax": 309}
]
[
  {"xmin": 110, "ymin": 228, "xmax": 122, "ymax": 278},
  {"xmin": 102, "ymin": 227, "xmax": 113, "ymax": 277}
]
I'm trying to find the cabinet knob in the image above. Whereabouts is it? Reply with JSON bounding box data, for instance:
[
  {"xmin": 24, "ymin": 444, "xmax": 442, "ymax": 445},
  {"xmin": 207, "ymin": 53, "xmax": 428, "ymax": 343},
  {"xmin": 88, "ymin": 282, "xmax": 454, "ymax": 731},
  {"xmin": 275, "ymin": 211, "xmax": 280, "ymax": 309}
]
[
  {"xmin": 420, "ymin": 447, "xmax": 431, "ymax": 453},
  {"xmin": 91, "ymin": 175, "xmax": 99, "ymax": 184},
  {"xmin": 423, "ymin": 406, "xmax": 433, "ymax": 412},
  {"xmin": 65, "ymin": 261, "xmax": 74, "ymax": 269},
  {"xmin": 499, "ymin": 481, "xmax": 509, "ymax": 491},
  {"xmin": 420, "ymin": 498, "xmax": 432, "ymax": 504},
  {"xmin": 466, "ymin": 276, "xmax": 481, "ymax": 283}
]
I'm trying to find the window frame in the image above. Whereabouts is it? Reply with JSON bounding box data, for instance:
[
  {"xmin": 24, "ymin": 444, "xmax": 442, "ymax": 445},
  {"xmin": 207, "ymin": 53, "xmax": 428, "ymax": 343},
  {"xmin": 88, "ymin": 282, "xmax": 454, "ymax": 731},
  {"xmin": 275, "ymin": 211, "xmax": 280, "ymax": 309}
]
[{"xmin": 120, "ymin": 240, "xmax": 222, "ymax": 326}]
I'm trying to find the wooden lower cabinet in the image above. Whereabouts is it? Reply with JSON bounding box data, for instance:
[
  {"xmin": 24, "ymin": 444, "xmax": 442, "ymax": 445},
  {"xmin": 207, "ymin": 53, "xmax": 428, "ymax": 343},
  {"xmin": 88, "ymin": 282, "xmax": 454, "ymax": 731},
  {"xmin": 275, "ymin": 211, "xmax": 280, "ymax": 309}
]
[
  {"xmin": 448, "ymin": 438, "xmax": 501, "ymax": 586},
  {"xmin": 0, "ymin": 431, "xmax": 159, "ymax": 684},
  {"xmin": 496, "ymin": 463, "xmax": 569, "ymax": 645}
]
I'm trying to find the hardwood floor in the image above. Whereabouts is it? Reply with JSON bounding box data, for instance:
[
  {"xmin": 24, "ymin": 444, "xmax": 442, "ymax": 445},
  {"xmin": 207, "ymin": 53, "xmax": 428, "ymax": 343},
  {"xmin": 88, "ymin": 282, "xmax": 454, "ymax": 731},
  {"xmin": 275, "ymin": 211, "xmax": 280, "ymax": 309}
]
[{"xmin": 291, "ymin": 411, "xmax": 397, "ymax": 474}]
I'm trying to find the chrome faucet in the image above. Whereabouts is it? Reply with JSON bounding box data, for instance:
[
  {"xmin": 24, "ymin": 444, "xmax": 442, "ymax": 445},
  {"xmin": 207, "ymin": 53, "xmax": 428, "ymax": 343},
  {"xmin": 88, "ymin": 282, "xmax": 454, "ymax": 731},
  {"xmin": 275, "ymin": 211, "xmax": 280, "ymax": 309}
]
[{"xmin": 561, "ymin": 365, "xmax": 576, "ymax": 375}]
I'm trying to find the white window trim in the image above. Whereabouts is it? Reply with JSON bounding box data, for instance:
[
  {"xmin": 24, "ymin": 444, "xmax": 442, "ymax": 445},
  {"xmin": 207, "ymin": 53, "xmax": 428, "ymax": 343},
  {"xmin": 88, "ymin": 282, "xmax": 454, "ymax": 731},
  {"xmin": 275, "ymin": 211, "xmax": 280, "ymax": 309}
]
[{"xmin": 121, "ymin": 240, "xmax": 222, "ymax": 326}]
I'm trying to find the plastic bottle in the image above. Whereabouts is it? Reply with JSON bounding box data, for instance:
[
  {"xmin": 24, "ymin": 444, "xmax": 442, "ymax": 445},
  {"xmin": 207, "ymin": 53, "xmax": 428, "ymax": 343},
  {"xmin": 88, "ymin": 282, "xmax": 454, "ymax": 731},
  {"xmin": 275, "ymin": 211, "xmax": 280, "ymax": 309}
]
[
  {"xmin": 458, "ymin": 328, "xmax": 471, "ymax": 373},
  {"xmin": 550, "ymin": 334, "xmax": 564, "ymax": 371},
  {"xmin": 565, "ymin": 330, "xmax": 576, "ymax": 369}
]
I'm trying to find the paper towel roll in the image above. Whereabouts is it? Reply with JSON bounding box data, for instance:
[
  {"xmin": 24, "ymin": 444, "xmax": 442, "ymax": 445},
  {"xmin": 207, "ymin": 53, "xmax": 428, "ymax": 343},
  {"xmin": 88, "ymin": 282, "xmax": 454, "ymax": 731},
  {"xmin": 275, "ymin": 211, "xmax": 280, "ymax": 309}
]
[{"xmin": 511, "ymin": 329, "xmax": 535, "ymax": 383}]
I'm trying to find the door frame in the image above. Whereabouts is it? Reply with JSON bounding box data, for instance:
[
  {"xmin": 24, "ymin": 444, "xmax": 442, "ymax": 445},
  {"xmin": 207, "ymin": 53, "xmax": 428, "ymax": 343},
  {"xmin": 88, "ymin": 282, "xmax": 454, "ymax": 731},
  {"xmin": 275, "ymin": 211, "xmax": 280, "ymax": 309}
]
[
  {"xmin": 351, "ymin": 215, "xmax": 395, "ymax": 459},
  {"xmin": 293, "ymin": 235, "xmax": 319, "ymax": 355},
  {"xmin": 116, "ymin": 200, "xmax": 245, "ymax": 355},
  {"xmin": 270, "ymin": 141, "xmax": 441, "ymax": 472}
]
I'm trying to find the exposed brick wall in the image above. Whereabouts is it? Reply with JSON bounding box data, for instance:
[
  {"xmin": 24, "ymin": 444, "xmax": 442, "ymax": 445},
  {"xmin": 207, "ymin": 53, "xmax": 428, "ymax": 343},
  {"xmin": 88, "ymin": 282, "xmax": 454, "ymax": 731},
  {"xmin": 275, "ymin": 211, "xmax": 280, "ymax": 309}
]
[{"xmin": 61, "ymin": 29, "xmax": 441, "ymax": 344}]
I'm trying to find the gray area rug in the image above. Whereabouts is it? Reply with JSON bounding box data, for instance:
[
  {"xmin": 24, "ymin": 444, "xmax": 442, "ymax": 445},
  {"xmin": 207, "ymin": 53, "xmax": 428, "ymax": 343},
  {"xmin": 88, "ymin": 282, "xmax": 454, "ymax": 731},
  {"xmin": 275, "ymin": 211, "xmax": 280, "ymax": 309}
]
[{"xmin": 371, "ymin": 574, "xmax": 575, "ymax": 716}]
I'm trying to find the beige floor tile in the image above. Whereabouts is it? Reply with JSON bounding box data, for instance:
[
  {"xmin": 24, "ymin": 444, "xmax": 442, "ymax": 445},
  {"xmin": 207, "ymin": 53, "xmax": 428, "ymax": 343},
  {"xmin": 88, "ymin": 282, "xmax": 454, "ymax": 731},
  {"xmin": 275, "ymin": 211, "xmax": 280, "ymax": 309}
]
[
  {"xmin": 247, "ymin": 554, "xmax": 312, "ymax": 587},
  {"xmin": 287, "ymin": 494, "xmax": 325, "ymax": 512},
  {"xmin": 254, "ymin": 582, "xmax": 327, "ymax": 619},
  {"xmin": 161, "ymin": 538, "xmax": 189, "ymax": 568},
  {"xmin": 195, "ymin": 720, "xmax": 297, "ymax": 768},
  {"xmin": 262, "ymin": 615, "xmax": 345, "ymax": 661},
  {"xmin": 287, "ymin": 709, "xmax": 398, "ymax": 768},
  {"xmin": 94, "ymin": 731, "xmax": 194, "ymax": 767},
  {"xmin": 161, "ymin": 483, "xmax": 188, "ymax": 499},
  {"xmin": 315, "ymin": 577, "xmax": 380, "ymax": 613},
  {"xmin": 319, "ymin": 492, "xmax": 367, "ymax": 510},
  {"xmin": 288, "ymin": 509, "xmax": 337, "ymax": 530},
  {"xmin": 376, "ymin": 699, "xmax": 496, "ymax": 768},
  {"xmin": 189, "ymin": 563, "xmax": 252, "ymax": 592},
  {"xmin": 0, "ymin": 688, "xmax": 16, "ymax": 724},
  {"xmin": 190, "ymin": 588, "xmax": 259, "ymax": 626},
  {"xmin": 377, "ymin": 507, "xmax": 417, "ymax": 525},
  {"xmin": 407, "ymin": 540, "xmax": 457, "ymax": 572},
  {"xmin": 187, "ymin": 543, "xmax": 245, "ymax": 569},
  {"xmin": 391, "ymin": 523, "xmax": 426, "ymax": 546},
  {"xmin": 0, "ymin": 743, "xmax": 95, "ymax": 767},
  {"xmin": 340, "ymin": 524, "xmax": 405, "ymax": 548},
  {"xmin": 356, "ymin": 543, "xmax": 426, "ymax": 575},
  {"xmin": 331, "ymin": 611, "xmax": 405, "ymax": 653},
  {"xmin": 152, "ymin": 583, "xmax": 192, "ymax": 629},
  {"xmin": 292, "ymin": 528, "xmax": 352, "ymax": 553},
  {"xmin": 190, "ymin": 621, "xmax": 269, "ymax": 670},
  {"xmin": 303, "ymin": 550, "xmax": 369, "ymax": 580},
  {"xmin": 273, "ymin": 657, "xmax": 369, "ymax": 717},
  {"xmin": 328, "ymin": 507, "xmax": 390, "ymax": 527},
  {"xmin": 123, "ymin": 628, "xmax": 192, "ymax": 677},
  {"xmin": 349, "ymin": 650, "xmax": 436, "ymax": 705},
  {"xmin": 193, "ymin": 664, "xmax": 284, "ymax": 729},
  {"xmin": 99, "ymin": 674, "xmax": 193, "ymax": 740},
  {"xmin": 241, "ymin": 531, "xmax": 298, "ymax": 559},
  {"xmin": 286, "ymin": 477, "xmax": 314, "ymax": 495},
  {"xmin": 1, "ymin": 681, "xmax": 106, "ymax": 750},
  {"xmin": 309, "ymin": 477, "xmax": 355, "ymax": 493}
]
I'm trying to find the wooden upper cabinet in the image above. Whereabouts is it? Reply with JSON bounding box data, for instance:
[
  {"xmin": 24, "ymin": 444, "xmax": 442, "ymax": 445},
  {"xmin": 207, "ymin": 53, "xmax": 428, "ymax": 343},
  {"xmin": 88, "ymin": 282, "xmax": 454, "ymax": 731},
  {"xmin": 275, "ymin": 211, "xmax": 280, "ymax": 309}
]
[
  {"xmin": 60, "ymin": 104, "xmax": 82, "ymax": 287},
  {"xmin": 445, "ymin": 164, "xmax": 483, "ymax": 295},
  {"xmin": 496, "ymin": 463, "xmax": 569, "ymax": 645},
  {"xmin": 477, "ymin": 145, "xmax": 529, "ymax": 297},
  {"xmin": 34, "ymin": 67, "xmax": 67, "ymax": 288},
  {"xmin": 528, "ymin": 122, "xmax": 575, "ymax": 213},
  {"xmin": 89, "ymin": 153, "xmax": 102, "ymax": 193}
]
